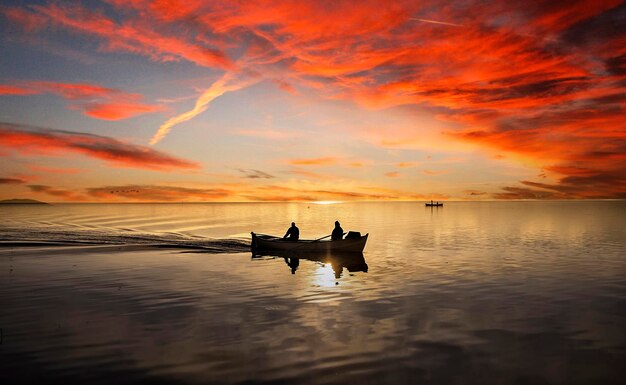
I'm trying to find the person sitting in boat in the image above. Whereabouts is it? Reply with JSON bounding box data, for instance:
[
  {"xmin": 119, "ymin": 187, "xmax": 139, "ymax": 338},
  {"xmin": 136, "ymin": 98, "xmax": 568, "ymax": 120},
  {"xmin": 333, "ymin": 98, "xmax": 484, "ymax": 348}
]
[
  {"xmin": 283, "ymin": 222, "xmax": 299, "ymax": 241},
  {"xmin": 331, "ymin": 221, "xmax": 344, "ymax": 240}
]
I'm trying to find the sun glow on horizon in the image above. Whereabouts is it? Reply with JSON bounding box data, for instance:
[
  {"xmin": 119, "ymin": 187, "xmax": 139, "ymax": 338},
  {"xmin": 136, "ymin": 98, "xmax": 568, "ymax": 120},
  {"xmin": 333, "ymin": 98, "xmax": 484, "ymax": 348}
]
[{"xmin": 0, "ymin": 1, "xmax": 624, "ymax": 202}]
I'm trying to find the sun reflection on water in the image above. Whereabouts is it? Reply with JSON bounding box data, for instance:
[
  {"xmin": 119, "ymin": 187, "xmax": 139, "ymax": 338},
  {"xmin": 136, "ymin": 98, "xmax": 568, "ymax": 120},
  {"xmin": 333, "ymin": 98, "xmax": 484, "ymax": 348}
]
[{"xmin": 313, "ymin": 263, "xmax": 339, "ymax": 287}]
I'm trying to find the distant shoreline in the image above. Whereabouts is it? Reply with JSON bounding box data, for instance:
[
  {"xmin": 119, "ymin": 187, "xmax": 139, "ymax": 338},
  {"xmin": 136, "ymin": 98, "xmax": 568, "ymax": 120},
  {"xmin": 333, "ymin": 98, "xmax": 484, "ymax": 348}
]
[{"xmin": 0, "ymin": 198, "xmax": 49, "ymax": 205}]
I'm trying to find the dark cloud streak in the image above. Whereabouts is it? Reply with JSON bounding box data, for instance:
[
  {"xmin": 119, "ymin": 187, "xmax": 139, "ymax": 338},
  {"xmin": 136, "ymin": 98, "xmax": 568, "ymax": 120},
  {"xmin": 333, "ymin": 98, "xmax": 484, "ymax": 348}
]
[{"xmin": 0, "ymin": 122, "xmax": 200, "ymax": 171}]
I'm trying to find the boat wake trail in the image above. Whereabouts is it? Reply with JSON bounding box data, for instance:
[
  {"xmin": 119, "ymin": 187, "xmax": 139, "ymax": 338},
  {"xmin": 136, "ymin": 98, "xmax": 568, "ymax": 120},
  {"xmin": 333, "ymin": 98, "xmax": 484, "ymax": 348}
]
[{"xmin": 0, "ymin": 227, "xmax": 250, "ymax": 253}]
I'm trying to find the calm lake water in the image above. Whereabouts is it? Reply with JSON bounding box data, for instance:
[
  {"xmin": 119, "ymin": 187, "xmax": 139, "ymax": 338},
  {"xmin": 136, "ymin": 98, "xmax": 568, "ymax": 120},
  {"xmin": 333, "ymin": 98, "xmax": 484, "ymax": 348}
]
[{"xmin": 1, "ymin": 202, "xmax": 625, "ymax": 384}]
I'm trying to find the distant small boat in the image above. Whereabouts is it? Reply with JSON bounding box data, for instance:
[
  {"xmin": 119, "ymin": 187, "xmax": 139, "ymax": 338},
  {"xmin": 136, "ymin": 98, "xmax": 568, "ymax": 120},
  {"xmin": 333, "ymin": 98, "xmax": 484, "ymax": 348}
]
[
  {"xmin": 425, "ymin": 202, "xmax": 443, "ymax": 207},
  {"xmin": 251, "ymin": 232, "xmax": 368, "ymax": 254}
]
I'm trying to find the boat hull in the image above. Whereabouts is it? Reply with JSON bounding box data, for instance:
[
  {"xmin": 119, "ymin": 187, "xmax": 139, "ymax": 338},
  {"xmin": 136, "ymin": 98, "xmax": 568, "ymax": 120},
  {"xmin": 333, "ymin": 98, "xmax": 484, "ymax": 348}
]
[{"xmin": 251, "ymin": 232, "xmax": 368, "ymax": 254}]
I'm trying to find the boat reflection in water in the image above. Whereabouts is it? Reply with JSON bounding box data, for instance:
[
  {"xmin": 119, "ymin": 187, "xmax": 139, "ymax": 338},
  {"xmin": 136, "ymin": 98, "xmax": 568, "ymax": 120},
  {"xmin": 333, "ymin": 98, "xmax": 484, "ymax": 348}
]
[
  {"xmin": 252, "ymin": 250, "xmax": 368, "ymax": 278},
  {"xmin": 250, "ymin": 231, "xmax": 368, "ymax": 278}
]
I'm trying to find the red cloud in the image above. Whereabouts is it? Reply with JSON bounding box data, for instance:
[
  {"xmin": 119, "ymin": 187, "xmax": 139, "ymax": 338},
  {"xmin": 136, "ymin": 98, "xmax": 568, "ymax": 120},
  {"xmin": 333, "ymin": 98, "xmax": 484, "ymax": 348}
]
[
  {"xmin": 0, "ymin": 80, "xmax": 163, "ymax": 120},
  {"xmin": 0, "ymin": 85, "xmax": 39, "ymax": 95},
  {"xmin": 3, "ymin": 3, "xmax": 233, "ymax": 69},
  {"xmin": 80, "ymin": 102, "xmax": 164, "ymax": 120},
  {"xmin": 30, "ymin": 81, "xmax": 114, "ymax": 100},
  {"xmin": 0, "ymin": 122, "xmax": 200, "ymax": 171},
  {"xmin": 5, "ymin": 1, "xmax": 625, "ymax": 197}
]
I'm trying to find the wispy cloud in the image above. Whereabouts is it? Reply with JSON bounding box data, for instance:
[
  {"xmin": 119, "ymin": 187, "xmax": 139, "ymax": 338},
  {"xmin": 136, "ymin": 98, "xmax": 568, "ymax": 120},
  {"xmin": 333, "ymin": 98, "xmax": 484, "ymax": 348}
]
[
  {"xmin": 409, "ymin": 18, "xmax": 463, "ymax": 27},
  {"xmin": 86, "ymin": 185, "xmax": 232, "ymax": 201},
  {"xmin": 150, "ymin": 72, "xmax": 258, "ymax": 145},
  {"xmin": 237, "ymin": 168, "xmax": 274, "ymax": 179},
  {"xmin": 4, "ymin": 1, "xmax": 625, "ymax": 198},
  {"xmin": 235, "ymin": 129, "xmax": 300, "ymax": 140},
  {"xmin": 0, "ymin": 85, "xmax": 39, "ymax": 95},
  {"xmin": 27, "ymin": 164, "xmax": 83, "ymax": 174},
  {"xmin": 0, "ymin": 177, "xmax": 27, "ymax": 184},
  {"xmin": 287, "ymin": 169, "xmax": 328, "ymax": 180},
  {"xmin": 422, "ymin": 169, "xmax": 449, "ymax": 176},
  {"xmin": 3, "ymin": 3, "xmax": 234, "ymax": 69},
  {"xmin": 0, "ymin": 81, "xmax": 163, "ymax": 120},
  {"xmin": 28, "ymin": 184, "xmax": 87, "ymax": 201},
  {"xmin": 288, "ymin": 157, "xmax": 338, "ymax": 166},
  {"xmin": 464, "ymin": 189, "xmax": 488, "ymax": 196},
  {"xmin": 0, "ymin": 122, "xmax": 200, "ymax": 171}
]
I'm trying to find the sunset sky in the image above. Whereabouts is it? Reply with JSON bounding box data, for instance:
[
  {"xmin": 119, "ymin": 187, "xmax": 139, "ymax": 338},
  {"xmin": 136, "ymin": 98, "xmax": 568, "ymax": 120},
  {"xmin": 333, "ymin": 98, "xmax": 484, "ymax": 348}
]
[{"xmin": 0, "ymin": 0, "xmax": 624, "ymax": 202}]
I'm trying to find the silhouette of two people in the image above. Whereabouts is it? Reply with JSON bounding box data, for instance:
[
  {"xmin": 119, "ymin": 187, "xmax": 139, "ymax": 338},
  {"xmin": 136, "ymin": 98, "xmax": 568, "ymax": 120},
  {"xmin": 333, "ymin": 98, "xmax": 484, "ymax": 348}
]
[
  {"xmin": 283, "ymin": 222, "xmax": 299, "ymax": 241},
  {"xmin": 284, "ymin": 220, "xmax": 343, "ymax": 241}
]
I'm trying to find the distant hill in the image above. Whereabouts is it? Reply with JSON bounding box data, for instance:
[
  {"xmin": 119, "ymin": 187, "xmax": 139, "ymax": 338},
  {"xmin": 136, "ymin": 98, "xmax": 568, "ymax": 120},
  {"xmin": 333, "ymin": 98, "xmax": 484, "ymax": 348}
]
[{"xmin": 0, "ymin": 199, "xmax": 49, "ymax": 205}]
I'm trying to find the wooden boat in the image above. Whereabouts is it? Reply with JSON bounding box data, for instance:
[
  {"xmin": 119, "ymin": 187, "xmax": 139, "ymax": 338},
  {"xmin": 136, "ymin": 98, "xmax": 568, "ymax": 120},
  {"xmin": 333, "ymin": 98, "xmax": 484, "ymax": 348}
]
[
  {"xmin": 251, "ymin": 232, "xmax": 368, "ymax": 253},
  {"xmin": 425, "ymin": 202, "xmax": 443, "ymax": 207}
]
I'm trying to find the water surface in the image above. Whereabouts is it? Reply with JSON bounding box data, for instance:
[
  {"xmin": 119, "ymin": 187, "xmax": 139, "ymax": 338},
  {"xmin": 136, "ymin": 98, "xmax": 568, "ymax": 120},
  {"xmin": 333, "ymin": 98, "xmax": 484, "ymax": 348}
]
[{"xmin": 1, "ymin": 202, "xmax": 625, "ymax": 384}]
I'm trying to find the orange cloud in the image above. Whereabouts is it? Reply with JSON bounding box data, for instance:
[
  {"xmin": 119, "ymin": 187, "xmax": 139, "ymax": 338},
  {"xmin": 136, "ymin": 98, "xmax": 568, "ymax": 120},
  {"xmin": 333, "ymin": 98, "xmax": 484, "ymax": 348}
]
[
  {"xmin": 0, "ymin": 177, "xmax": 27, "ymax": 184},
  {"xmin": 27, "ymin": 164, "xmax": 83, "ymax": 174},
  {"xmin": 243, "ymin": 184, "xmax": 448, "ymax": 202},
  {"xmin": 492, "ymin": 186, "xmax": 564, "ymax": 200},
  {"xmin": 81, "ymin": 102, "xmax": 164, "ymax": 120},
  {"xmin": 86, "ymin": 185, "xmax": 233, "ymax": 202},
  {"xmin": 28, "ymin": 184, "xmax": 87, "ymax": 201},
  {"xmin": 0, "ymin": 122, "xmax": 200, "ymax": 171},
  {"xmin": 4, "ymin": 3, "xmax": 233, "ymax": 70},
  {"xmin": 422, "ymin": 170, "xmax": 449, "ymax": 176},
  {"xmin": 16, "ymin": 179, "xmax": 450, "ymax": 203},
  {"xmin": 5, "ymin": 1, "xmax": 625, "ymax": 197},
  {"xmin": 0, "ymin": 85, "xmax": 39, "ymax": 95},
  {"xmin": 464, "ymin": 190, "xmax": 488, "ymax": 197},
  {"xmin": 287, "ymin": 169, "xmax": 326, "ymax": 179},
  {"xmin": 289, "ymin": 157, "xmax": 338, "ymax": 166},
  {"xmin": 385, "ymin": 172, "xmax": 399, "ymax": 178},
  {"xmin": 0, "ymin": 81, "xmax": 163, "ymax": 120}
]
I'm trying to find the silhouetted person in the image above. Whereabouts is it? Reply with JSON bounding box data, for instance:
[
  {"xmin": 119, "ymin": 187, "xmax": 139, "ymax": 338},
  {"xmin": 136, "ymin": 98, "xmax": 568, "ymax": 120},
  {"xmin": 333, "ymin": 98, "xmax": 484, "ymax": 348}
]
[
  {"xmin": 331, "ymin": 221, "xmax": 343, "ymax": 241},
  {"xmin": 283, "ymin": 222, "xmax": 299, "ymax": 241}
]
